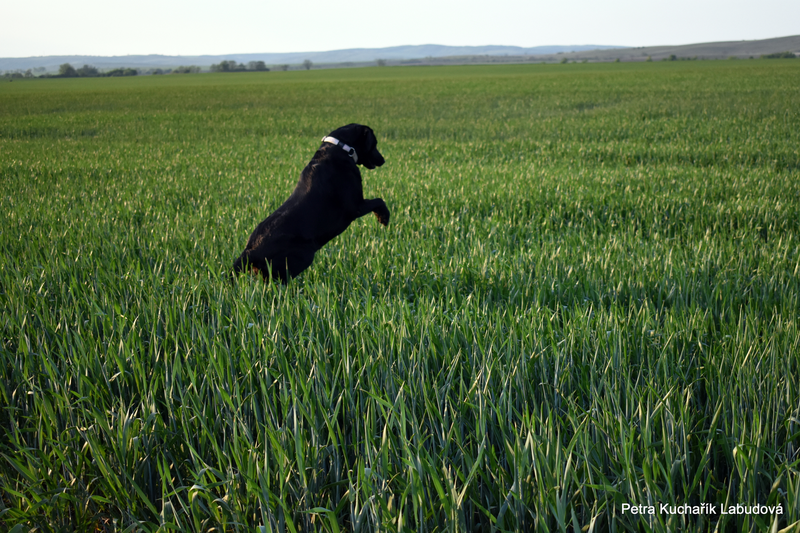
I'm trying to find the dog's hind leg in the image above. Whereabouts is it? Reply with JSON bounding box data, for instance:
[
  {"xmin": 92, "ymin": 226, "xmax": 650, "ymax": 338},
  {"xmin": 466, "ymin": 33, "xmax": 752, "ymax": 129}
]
[
  {"xmin": 256, "ymin": 251, "xmax": 314, "ymax": 283},
  {"xmin": 233, "ymin": 252, "xmax": 273, "ymax": 282},
  {"xmin": 284, "ymin": 250, "xmax": 316, "ymax": 281}
]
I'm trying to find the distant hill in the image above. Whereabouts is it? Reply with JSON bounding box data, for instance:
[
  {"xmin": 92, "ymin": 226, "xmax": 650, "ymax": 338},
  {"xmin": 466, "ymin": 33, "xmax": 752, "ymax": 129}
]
[
  {"xmin": 2, "ymin": 36, "xmax": 797, "ymax": 73},
  {"xmin": 521, "ymin": 34, "xmax": 800, "ymax": 63},
  {"xmin": 0, "ymin": 44, "xmax": 624, "ymax": 72}
]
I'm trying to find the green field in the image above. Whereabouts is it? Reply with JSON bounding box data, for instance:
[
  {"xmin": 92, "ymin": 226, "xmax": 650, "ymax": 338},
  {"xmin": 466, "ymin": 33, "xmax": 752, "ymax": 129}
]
[{"xmin": 1, "ymin": 61, "xmax": 799, "ymax": 532}]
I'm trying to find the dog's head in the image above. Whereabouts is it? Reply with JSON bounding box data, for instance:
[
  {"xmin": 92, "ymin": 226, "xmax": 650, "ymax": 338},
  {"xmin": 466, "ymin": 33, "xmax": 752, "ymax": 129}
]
[{"xmin": 326, "ymin": 124, "xmax": 385, "ymax": 169}]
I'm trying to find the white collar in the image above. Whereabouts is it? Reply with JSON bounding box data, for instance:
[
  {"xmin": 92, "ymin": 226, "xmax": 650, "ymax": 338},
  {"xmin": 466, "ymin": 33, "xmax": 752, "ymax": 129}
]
[{"xmin": 321, "ymin": 136, "xmax": 358, "ymax": 163}]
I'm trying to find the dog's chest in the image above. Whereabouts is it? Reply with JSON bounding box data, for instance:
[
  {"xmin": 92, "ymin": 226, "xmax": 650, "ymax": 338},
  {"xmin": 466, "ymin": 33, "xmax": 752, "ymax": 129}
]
[{"xmin": 301, "ymin": 161, "xmax": 361, "ymax": 196}]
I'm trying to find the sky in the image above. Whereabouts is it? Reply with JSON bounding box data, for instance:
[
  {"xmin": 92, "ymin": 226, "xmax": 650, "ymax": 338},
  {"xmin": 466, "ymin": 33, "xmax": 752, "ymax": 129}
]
[{"xmin": 2, "ymin": 0, "xmax": 799, "ymax": 58}]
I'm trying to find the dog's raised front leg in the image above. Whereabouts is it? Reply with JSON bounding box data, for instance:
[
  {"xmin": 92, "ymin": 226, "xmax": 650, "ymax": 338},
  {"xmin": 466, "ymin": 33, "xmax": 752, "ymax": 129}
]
[{"xmin": 357, "ymin": 198, "xmax": 390, "ymax": 226}]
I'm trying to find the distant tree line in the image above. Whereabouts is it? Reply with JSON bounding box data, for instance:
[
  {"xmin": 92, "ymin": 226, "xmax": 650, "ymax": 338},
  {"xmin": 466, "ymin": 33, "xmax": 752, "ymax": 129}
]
[
  {"xmin": 4, "ymin": 67, "xmax": 47, "ymax": 78},
  {"xmin": 3, "ymin": 69, "xmax": 36, "ymax": 79},
  {"xmin": 761, "ymin": 51, "xmax": 797, "ymax": 59},
  {"xmin": 145, "ymin": 66, "xmax": 201, "ymax": 75},
  {"xmin": 49, "ymin": 64, "xmax": 138, "ymax": 78},
  {"xmin": 663, "ymin": 55, "xmax": 699, "ymax": 61},
  {"xmin": 0, "ymin": 63, "xmax": 205, "ymax": 80},
  {"xmin": 171, "ymin": 66, "xmax": 202, "ymax": 74},
  {"xmin": 210, "ymin": 60, "xmax": 269, "ymax": 72}
]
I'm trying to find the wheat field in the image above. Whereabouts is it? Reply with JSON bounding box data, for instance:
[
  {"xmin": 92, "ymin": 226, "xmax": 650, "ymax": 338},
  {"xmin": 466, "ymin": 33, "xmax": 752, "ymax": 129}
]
[{"xmin": 1, "ymin": 60, "xmax": 799, "ymax": 532}]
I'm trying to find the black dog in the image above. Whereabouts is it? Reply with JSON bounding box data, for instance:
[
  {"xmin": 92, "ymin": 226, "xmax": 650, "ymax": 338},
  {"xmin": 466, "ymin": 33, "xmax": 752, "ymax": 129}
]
[{"xmin": 232, "ymin": 124, "xmax": 390, "ymax": 282}]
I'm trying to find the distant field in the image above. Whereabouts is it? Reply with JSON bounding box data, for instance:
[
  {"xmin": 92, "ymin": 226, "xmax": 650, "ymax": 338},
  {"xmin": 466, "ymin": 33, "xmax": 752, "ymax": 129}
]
[{"xmin": 1, "ymin": 61, "xmax": 799, "ymax": 532}]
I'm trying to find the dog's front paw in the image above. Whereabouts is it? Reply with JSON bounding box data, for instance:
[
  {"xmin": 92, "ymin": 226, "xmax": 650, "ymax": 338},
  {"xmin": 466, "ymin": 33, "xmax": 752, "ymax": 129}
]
[{"xmin": 374, "ymin": 206, "xmax": 391, "ymax": 226}]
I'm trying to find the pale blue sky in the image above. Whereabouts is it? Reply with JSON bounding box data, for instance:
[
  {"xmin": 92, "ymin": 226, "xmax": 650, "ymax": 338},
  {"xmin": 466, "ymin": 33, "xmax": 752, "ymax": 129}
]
[{"xmin": 3, "ymin": 0, "xmax": 798, "ymax": 58}]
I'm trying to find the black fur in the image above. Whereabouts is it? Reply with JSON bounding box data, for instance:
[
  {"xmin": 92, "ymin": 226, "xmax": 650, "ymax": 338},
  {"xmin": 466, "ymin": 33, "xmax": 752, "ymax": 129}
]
[{"xmin": 232, "ymin": 124, "xmax": 390, "ymax": 283}]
